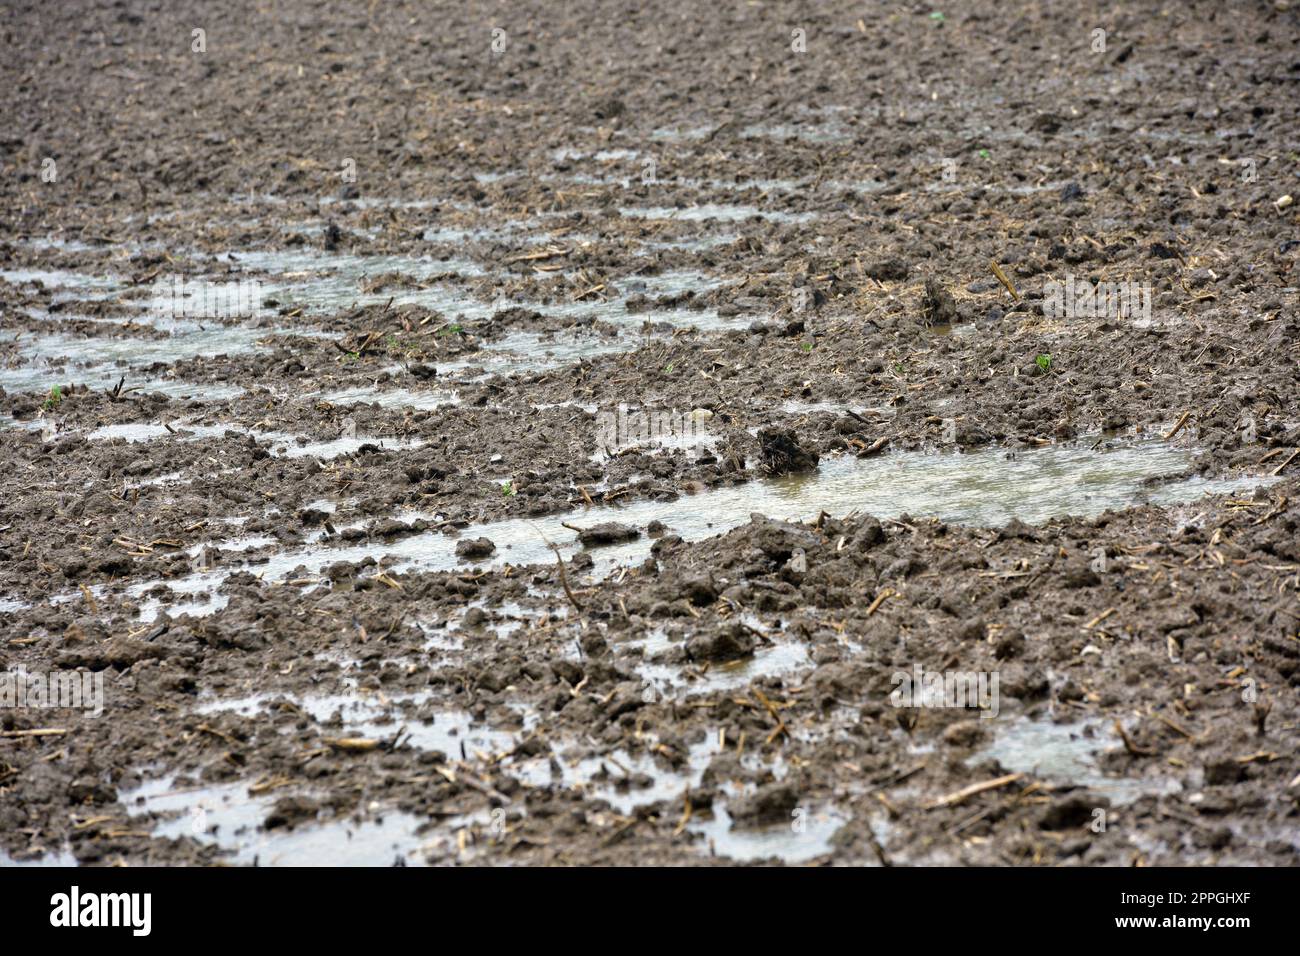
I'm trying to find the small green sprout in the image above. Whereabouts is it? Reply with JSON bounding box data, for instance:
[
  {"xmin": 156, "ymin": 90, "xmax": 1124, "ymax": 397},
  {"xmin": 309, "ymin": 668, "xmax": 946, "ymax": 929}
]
[
  {"xmin": 1035, "ymin": 353, "xmax": 1053, "ymax": 373},
  {"xmin": 501, "ymin": 481, "xmax": 516, "ymax": 497},
  {"xmin": 800, "ymin": 342, "xmax": 813, "ymax": 352},
  {"xmin": 43, "ymin": 385, "xmax": 62, "ymax": 410}
]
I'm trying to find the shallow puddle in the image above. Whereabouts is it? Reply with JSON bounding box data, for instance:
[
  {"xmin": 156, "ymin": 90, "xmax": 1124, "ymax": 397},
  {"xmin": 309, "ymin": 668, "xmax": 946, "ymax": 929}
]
[
  {"xmin": 0, "ymin": 267, "xmax": 123, "ymax": 299},
  {"xmin": 229, "ymin": 246, "xmax": 486, "ymax": 313},
  {"xmin": 121, "ymin": 778, "xmax": 427, "ymax": 866},
  {"xmin": 740, "ymin": 122, "xmax": 852, "ymax": 144},
  {"xmin": 0, "ymin": 326, "xmax": 274, "ymax": 391},
  {"xmin": 318, "ymin": 383, "xmax": 458, "ymax": 410},
  {"xmin": 129, "ymin": 381, "xmax": 248, "ymax": 402},
  {"xmin": 637, "ymin": 641, "xmax": 812, "ymax": 699},
  {"xmin": 619, "ymin": 204, "xmax": 815, "ymax": 225},
  {"xmin": 196, "ymin": 691, "xmax": 515, "ymax": 759},
  {"xmin": 778, "ymin": 399, "xmax": 895, "ymax": 418},
  {"xmin": 86, "ymin": 419, "xmax": 424, "ymax": 460},
  {"xmin": 0, "ymin": 414, "xmax": 47, "ymax": 432},
  {"xmin": 121, "ymin": 436, "xmax": 1270, "ymax": 618},
  {"xmin": 508, "ymin": 738, "xmax": 717, "ymax": 815},
  {"xmin": 437, "ymin": 330, "xmax": 637, "ymax": 379},
  {"xmin": 649, "ymin": 124, "xmax": 715, "ymax": 142},
  {"xmin": 3, "ymin": 241, "xmax": 736, "ymax": 398},
  {"xmin": 971, "ymin": 717, "xmax": 1182, "ymax": 806},
  {"xmin": 636, "ymin": 234, "xmax": 739, "ymax": 253},
  {"xmin": 117, "ymin": 689, "xmax": 522, "ymax": 864},
  {"xmin": 690, "ymin": 805, "xmax": 845, "ymax": 863},
  {"xmin": 506, "ymin": 728, "xmax": 840, "ymax": 861},
  {"xmin": 237, "ymin": 247, "xmax": 731, "ymax": 341},
  {"xmin": 0, "ymin": 848, "xmax": 80, "ymax": 867}
]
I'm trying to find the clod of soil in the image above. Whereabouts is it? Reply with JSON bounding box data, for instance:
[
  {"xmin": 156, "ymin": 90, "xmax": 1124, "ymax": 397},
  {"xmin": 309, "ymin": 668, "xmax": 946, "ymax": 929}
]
[
  {"xmin": 567, "ymin": 522, "xmax": 640, "ymax": 547},
  {"xmin": 686, "ymin": 623, "xmax": 756, "ymax": 663},
  {"xmin": 757, "ymin": 428, "xmax": 819, "ymax": 476},
  {"xmin": 921, "ymin": 277, "xmax": 959, "ymax": 326},
  {"xmin": 454, "ymin": 537, "xmax": 496, "ymax": 559}
]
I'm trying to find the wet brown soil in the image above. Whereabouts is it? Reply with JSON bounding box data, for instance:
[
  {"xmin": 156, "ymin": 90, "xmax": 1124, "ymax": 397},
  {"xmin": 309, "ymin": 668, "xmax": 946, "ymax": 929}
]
[{"xmin": 0, "ymin": 0, "xmax": 1297, "ymax": 865}]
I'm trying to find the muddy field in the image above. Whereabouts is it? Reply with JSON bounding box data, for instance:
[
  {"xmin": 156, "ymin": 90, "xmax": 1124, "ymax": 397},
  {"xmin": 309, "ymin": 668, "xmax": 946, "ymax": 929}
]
[{"xmin": 0, "ymin": 0, "xmax": 1298, "ymax": 866}]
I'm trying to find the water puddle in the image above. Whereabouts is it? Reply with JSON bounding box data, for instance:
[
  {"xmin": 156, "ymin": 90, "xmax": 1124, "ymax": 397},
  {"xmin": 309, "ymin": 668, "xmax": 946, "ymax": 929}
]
[
  {"xmin": 238, "ymin": 247, "xmax": 731, "ymax": 342},
  {"xmin": 86, "ymin": 419, "xmax": 424, "ymax": 460},
  {"xmin": 119, "ymin": 688, "xmax": 522, "ymax": 863},
  {"xmin": 139, "ymin": 381, "xmax": 247, "ymax": 401},
  {"xmin": 637, "ymin": 234, "xmax": 739, "ymax": 253},
  {"xmin": 24, "ymin": 306, "xmax": 205, "ymax": 334},
  {"xmin": 125, "ymin": 471, "xmax": 186, "ymax": 489},
  {"xmin": 318, "ymin": 383, "xmax": 458, "ymax": 410},
  {"xmin": 551, "ymin": 147, "xmax": 643, "ymax": 163},
  {"xmin": 0, "ymin": 848, "xmax": 80, "ymax": 867},
  {"xmin": 778, "ymin": 399, "xmax": 895, "ymax": 418},
  {"xmin": 619, "ymin": 204, "xmax": 815, "ymax": 225},
  {"xmin": 186, "ymin": 534, "xmax": 277, "ymax": 557},
  {"xmin": 0, "ymin": 267, "xmax": 123, "ymax": 299},
  {"xmin": 0, "ymin": 327, "xmax": 279, "ymax": 394},
  {"xmin": 16, "ymin": 237, "xmax": 107, "ymax": 255},
  {"xmin": 229, "ymin": 247, "xmax": 485, "ymax": 313},
  {"xmin": 544, "ymin": 270, "xmax": 729, "ymax": 318},
  {"xmin": 637, "ymin": 641, "xmax": 812, "ymax": 699},
  {"xmin": 0, "ymin": 414, "xmax": 47, "ymax": 432},
  {"xmin": 649, "ymin": 124, "xmax": 715, "ymax": 142},
  {"xmin": 195, "ymin": 691, "xmax": 515, "ymax": 759},
  {"xmin": 687, "ymin": 176, "xmax": 808, "ymax": 194},
  {"xmin": 112, "ymin": 437, "xmax": 1268, "ymax": 621},
  {"xmin": 437, "ymin": 330, "xmax": 635, "ymax": 379},
  {"xmin": 121, "ymin": 777, "xmax": 427, "ymax": 866},
  {"xmin": 4, "ymin": 241, "xmax": 736, "ymax": 398},
  {"xmin": 505, "ymin": 727, "xmax": 839, "ymax": 861},
  {"xmin": 690, "ymin": 804, "xmax": 845, "ymax": 863},
  {"xmin": 420, "ymin": 216, "xmax": 603, "ymax": 248},
  {"xmin": 508, "ymin": 738, "xmax": 717, "ymax": 815},
  {"xmin": 972, "ymin": 717, "xmax": 1182, "ymax": 806},
  {"xmin": 543, "ymin": 171, "xmax": 810, "ymax": 195},
  {"xmin": 740, "ymin": 122, "xmax": 852, "ymax": 144},
  {"xmin": 316, "ymin": 195, "xmax": 440, "ymax": 211}
]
